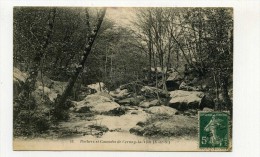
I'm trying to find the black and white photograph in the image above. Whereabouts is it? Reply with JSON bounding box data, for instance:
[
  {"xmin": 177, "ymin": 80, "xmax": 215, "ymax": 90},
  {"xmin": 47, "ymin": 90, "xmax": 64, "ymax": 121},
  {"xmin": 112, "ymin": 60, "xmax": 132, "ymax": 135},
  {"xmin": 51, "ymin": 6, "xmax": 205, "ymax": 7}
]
[{"xmin": 12, "ymin": 7, "xmax": 234, "ymax": 151}]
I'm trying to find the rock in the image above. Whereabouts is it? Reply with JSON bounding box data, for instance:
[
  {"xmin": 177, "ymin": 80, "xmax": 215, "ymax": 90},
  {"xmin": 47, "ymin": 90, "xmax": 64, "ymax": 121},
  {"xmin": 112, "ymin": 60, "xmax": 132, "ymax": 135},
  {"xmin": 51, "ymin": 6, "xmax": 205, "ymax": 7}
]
[
  {"xmin": 110, "ymin": 89, "xmax": 129, "ymax": 100},
  {"xmin": 169, "ymin": 90, "xmax": 205, "ymax": 110},
  {"xmin": 35, "ymin": 73, "xmax": 67, "ymax": 93},
  {"xmin": 149, "ymin": 99, "xmax": 159, "ymax": 106},
  {"xmin": 110, "ymin": 128, "xmax": 122, "ymax": 132},
  {"xmin": 76, "ymin": 106, "xmax": 91, "ymax": 113},
  {"xmin": 13, "ymin": 68, "xmax": 27, "ymax": 99},
  {"xmin": 136, "ymin": 95, "xmax": 145, "ymax": 101},
  {"xmin": 78, "ymin": 102, "xmax": 120, "ymax": 113},
  {"xmin": 190, "ymin": 77, "xmax": 200, "ymax": 85},
  {"xmin": 98, "ymin": 92, "xmax": 114, "ymax": 100},
  {"xmin": 187, "ymin": 109, "xmax": 198, "ymax": 115},
  {"xmin": 87, "ymin": 82, "xmax": 108, "ymax": 94},
  {"xmin": 129, "ymin": 126, "xmax": 145, "ymax": 136},
  {"xmin": 13, "ymin": 67, "xmax": 27, "ymax": 82},
  {"xmin": 103, "ymin": 106, "xmax": 126, "ymax": 116},
  {"xmin": 125, "ymin": 106, "xmax": 137, "ymax": 110},
  {"xmin": 228, "ymin": 89, "xmax": 233, "ymax": 101},
  {"xmin": 136, "ymin": 121, "xmax": 146, "ymax": 127},
  {"xmin": 147, "ymin": 106, "xmax": 178, "ymax": 116},
  {"xmin": 84, "ymin": 93, "xmax": 112, "ymax": 103},
  {"xmin": 46, "ymin": 80, "xmax": 67, "ymax": 94},
  {"xmin": 143, "ymin": 109, "xmax": 148, "ymax": 113},
  {"xmin": 78, "ymin": 92, "xmax": 88, "ymax": 101},
  {"xmin": 31, "ymin": 85, "xmax": 58, "ymax": 103},
  {"xmin": 166, "ymin": 72, "xmax": 183, "ymax": 91},
  {"xmin": 139, "ymin": 101, "xmax": 150, "ymax": 108},
  {"xmin": 141, "ymin": 86, "xmax": 169, "ymax": 98},
  {"xmin": 175, "ymin": 111, "xmax": 181, "ymax": 115},
  {"xmin": 70, "ymin": 101, "xmax": 78, "ymax": 107},
  {"xmin": 203, "ymin": 107, "xmax": 214, "ymax": 112},
  {"xmin": 38, "ymin": 86, "xmax": 51, "ymax": 93},
  {"xmin": 117, "ymin": 97, "xmax": 141, "ymax": 105},
  {"xmin": 88, "ymin": 124, "xmax": 109, "ymax": 133},
  {"xmin": 13, "ymin": 81, "xmax": 20, "ymax": 100},
  {"xmin": 117, "ymin": 98, "xmax": 133, "ymax": 105},
  {"xmin": 140, "ymin": 114, "xmax": 198, "ymax": 137},
  {"xmin": 201, "ymin": 84, "xmax": 208, "ymax": 91},
  {"xmin": 131, "ymin": 111, "xmax": 138, "ymax": 115},
  {"xmin": 183, "ymin": 111, "xmax": 191, "ymax": 116},
  {"xmin": 139, "ymin": 99, "xmax": 159, "ymax": 108},
  {"xmin": 74, "ymin": 94, "xmax": 120, "ymax": 113},
  {"xmin": 13, "ymin": 67, "xmax": 67, "ymax": 102},
  {"xmin": 179, "ymin": 81, "xmax": 199, "ymax": 91},
  {"xmin": 132, "ymin": 106, "xmax": 140, "ymax": 110},
  {"xmin": 201, "ymin": 94, "xmax": 215, "ymax": 109},
  {"xmin": 36, "ymin": 74, "xmax": 53, "ymax": 87},
  {"xmin": 92, "ymin": 102, "xmax": 119, "ymax": 113}
]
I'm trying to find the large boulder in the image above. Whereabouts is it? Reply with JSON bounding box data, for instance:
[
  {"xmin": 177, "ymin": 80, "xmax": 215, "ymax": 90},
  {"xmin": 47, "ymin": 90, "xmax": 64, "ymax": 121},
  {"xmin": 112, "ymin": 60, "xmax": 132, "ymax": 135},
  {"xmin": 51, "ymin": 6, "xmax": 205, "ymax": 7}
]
[
  {"xmin": 110, "ymin": 88, "xmax": 129, "ymax": 100},
  {"xmin": 13, "ymin": 67, "xmax": 66, "ymax": 102},
  {"xmin": 179, "ymin": 81, "xmax": 199, "ymax": 91},
  {"xmin": 32, "ymin": 85, "xmax": 58, "ymax": 102},
  {"xmin": 166, "ymin": 72, "xmax": 183, "ymax": 91},
  {"xmin": 149, "ymin": 99, "xmax": 160, "ymax": 107},
  {"xmin": 139, "ymin": 101, "xmax": 150, "ymax": 108},
  {"xmin": 117, "ymin": 97, "xmax": 141, "ymax": 106},
  {"xmin": 169, "ymin": 90, "xmax": 205, "ymax": 110},
  {"xmin": 13, "ymin": 67, "xmax": 27, "ymax": 82},
  {"xmin": 203, "ymin": 107, "xmax": 214, "ymax": 112},
  {"xmin": 74, "ymin": 93, "xmax": 120, "ymax": 113},
  {"xmin": 141, "ymin": 86, "xmax": 169, "ymax": 98},
  {"xmin": 13, "ymin": 68, "xmax": 27, "ymax": 99},
  {"xmin": 103, "ymin": 106, "xmax": 127, "ymax": 116},
  {"xmin": 139, "ymin": 99, "xmax": 159, "ymax": 108},
  {"xmin": 86, "ymin": 82, "xmax": 108, "ymax": 94},
  {"xmin": 90, "ymin": 102, "xmax": 120, "ymax": 113},
  {"xmin": 147, "ymin": 106, "xmax": 178, "ymax": 116},
  {"xmin": 129, "ymin": 126, "xmax": 145, "ymax": 136}
]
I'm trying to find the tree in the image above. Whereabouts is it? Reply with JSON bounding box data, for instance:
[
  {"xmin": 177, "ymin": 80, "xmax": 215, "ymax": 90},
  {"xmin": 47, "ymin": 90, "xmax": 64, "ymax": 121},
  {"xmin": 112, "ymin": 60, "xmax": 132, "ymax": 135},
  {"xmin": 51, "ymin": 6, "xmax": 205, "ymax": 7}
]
[
  {"xmin": 134, "ymin": 8, "xmax": 233, "ymax": 110},
  {"xmin": 54, "ymin": 8, "xmax": 107, "ymax": 120},
  {"xmin": 15, "ymin": 7, "xmax": 57, "ymax": 105},
  {"xmin": 203, "ymin": 8, "xmax": 233, "ymax": 110},
  {"xmin": 135, "ymin": 8, "xmax": 180, "ymax": 91},
  {"xmin": 13, "ymin": 7, "xmax": 57, "ymax": 135}
]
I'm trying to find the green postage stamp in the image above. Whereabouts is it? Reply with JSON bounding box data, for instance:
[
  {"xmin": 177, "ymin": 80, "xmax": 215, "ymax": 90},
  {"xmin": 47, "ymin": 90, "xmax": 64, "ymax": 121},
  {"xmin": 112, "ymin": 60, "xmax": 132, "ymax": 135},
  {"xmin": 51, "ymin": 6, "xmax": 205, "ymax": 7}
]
[{"xmin": 199, "ymin": 112, "xmax": 230, "ymax": 150}]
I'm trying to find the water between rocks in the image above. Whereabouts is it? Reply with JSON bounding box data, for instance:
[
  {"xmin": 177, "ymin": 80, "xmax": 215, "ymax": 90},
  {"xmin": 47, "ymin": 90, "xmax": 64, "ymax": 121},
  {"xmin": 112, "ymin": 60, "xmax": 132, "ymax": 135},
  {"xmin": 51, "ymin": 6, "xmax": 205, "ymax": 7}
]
[{"xmin": 56, "ymin": 107, "xmax": 195, "ymax": 143}]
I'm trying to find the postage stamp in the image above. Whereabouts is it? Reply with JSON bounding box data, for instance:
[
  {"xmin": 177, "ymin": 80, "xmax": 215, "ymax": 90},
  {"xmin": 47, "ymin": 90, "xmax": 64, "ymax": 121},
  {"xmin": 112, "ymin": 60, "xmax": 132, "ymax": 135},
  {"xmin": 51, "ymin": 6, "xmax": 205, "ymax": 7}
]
[{"xmin": 199, "ymin": 112, "xmax": 230, "ymax": 150}]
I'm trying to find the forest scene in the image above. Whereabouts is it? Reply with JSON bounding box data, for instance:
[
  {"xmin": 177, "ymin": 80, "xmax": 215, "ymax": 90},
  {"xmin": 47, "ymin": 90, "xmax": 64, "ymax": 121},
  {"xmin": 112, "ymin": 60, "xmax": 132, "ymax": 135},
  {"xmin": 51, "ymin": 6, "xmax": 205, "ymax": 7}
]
[{"xmin": 13, "ymin": 7, "xmax": 233, "ymax": 142}]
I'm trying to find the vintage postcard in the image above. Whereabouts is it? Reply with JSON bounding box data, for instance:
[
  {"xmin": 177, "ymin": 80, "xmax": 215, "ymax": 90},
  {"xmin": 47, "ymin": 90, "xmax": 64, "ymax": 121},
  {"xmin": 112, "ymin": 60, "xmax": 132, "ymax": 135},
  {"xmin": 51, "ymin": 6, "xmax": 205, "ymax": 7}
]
[{"xmin": 13, "ymin": 7, "xmax": 233, "ymax": 151}]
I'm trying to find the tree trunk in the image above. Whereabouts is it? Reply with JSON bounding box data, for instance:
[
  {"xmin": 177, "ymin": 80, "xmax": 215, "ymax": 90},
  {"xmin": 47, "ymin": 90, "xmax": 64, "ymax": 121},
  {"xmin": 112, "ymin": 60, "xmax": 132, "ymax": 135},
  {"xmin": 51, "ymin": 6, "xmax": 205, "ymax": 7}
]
[
  {"xmin": 98, "ymin": 82, "xmax": 102, "ymax": 92},
  {"xmin": 40, "ymin": 58, "xmax": 45, "ymax": 98},
  {"xmin": 148, "ymin": 31, "xmax": 152, "ymax": 81},
  {"xmin": 55, "ymin": 8, "xmax": 106, "ymax": 109},
  {"xmin": 213, "ymin": 71, "xmax": 219, "ymax": 110},
  {"xmin": 148, "ymin": 11, "xmax": 152, "ymax": 82},
  {"xmin": 104, "ymin": 46, "xmax": 108, "ymax": 76},
  {"xmin": 220, "ymin": 74, "xmax": 232, "ymax": 110}
]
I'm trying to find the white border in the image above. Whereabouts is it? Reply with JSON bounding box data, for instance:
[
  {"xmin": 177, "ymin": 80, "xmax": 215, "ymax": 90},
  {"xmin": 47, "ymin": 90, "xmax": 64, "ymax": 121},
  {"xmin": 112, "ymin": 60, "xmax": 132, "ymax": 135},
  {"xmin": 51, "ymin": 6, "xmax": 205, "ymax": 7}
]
[{"xmin": 1, "ymin": 0, "xmax": 260, "ymax": 157}]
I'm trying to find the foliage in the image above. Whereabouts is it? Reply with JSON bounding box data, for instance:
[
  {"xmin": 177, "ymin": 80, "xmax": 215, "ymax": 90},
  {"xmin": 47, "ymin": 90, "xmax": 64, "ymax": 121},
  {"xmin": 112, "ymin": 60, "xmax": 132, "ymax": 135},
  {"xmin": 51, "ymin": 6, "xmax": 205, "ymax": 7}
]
[
  {"xmin": 13, "ymin": 96, "xmax": 51, "ymax": 136},
  {"xmin": 134, "ymin": 8, "xmax": 233, "ymax": 109},
  {"xmin": 13, "ymin": 7, "xmax": 233, "ymax": 137}
]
